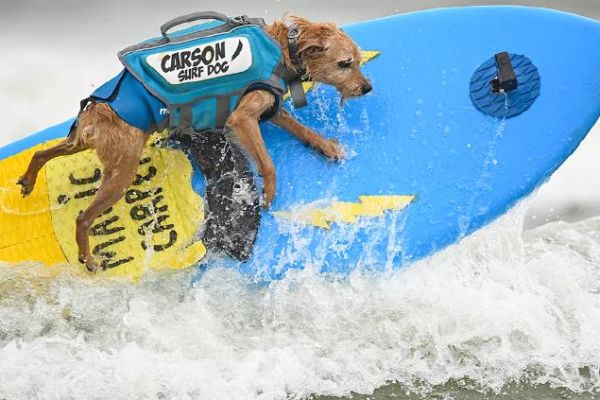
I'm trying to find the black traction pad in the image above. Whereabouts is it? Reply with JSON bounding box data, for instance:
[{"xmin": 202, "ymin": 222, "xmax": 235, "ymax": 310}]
[
  {"xmin": 470, "ymin": 53, "xmax": 541, "ymax": 119},
  {"xmin": 176, "ymin": 128, "xmax": 260, "ymax": 262}
]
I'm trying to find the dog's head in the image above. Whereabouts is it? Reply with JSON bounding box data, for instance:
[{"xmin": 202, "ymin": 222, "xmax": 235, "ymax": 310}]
[{"xmin": 290, "ymin": 17, "xmax": 372, "ymax": 103}]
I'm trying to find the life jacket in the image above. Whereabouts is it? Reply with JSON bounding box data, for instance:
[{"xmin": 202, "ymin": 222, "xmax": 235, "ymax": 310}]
[{"xmin": 83, "ymin": 12, "xmax": 300, "ymax": 134}]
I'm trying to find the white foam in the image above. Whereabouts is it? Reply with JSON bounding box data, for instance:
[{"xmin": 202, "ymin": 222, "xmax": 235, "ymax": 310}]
[{"xmin": 1, "ymin": 201, "xmax": 600, "ymax": 399}]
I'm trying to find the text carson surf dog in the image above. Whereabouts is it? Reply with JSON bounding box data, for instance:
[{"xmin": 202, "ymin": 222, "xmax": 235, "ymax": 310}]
[{"xmin": 160, "ymin": 40, "xmax": 241, "ymax": 82}]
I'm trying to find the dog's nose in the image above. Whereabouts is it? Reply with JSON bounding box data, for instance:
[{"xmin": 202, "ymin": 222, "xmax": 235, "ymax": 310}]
[{"xmin": 361, "ymin": 82, "xmax": 372, "ymax": 95}]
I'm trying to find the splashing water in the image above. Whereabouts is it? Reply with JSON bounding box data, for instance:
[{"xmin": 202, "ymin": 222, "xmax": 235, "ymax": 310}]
[{"xmin": 1, "ymin": 197, "xmax": 600, "ymax": 400}]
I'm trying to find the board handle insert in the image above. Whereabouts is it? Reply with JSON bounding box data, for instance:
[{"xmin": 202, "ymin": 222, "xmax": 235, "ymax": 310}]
[{"xmin": 491, "ymin": 52, "xmax": 518, "ymax": 94}]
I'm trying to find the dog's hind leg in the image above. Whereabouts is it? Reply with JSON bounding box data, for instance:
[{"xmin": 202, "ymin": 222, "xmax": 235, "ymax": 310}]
[
  {"xmin": 76, "ymin": 126, "xmax": 147, "ymax": 272},
  {"xmin": 18, "ymin": 137, "xmax": 89, "ymax": 196},
  {"xmin": 17, "ymin": 103, "xmax": 111, "ymax": 196}
]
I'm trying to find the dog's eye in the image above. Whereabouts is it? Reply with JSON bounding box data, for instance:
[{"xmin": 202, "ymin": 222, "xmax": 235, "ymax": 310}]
[{"xmin": 337, "ymin": 60, "xmax": 352, "ymax": 69}]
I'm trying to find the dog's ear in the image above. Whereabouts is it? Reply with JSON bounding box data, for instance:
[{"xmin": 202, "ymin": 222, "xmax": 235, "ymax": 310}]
[
  {"xmin": 287, "ymin": 16, "xmax": 330, "ymax": 56},
  {"xmin": 297, "ymin": 37, "xmax": 325, "ymax": 55}
]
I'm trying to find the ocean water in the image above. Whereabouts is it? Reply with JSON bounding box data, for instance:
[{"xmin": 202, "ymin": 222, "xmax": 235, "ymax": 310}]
[
  {"xmin": 2, "ymin": 1, "xmax": 600, "ymax": 399},
  {"xmin": 1, "ymin": 202, "xmax": 600, "ymax": 399}
]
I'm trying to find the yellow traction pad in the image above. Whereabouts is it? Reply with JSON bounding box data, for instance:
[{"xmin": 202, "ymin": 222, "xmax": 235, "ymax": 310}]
[
  {"xmin": 0, "ymin": 134, "xmax": 206, "ymax": 280},
  {"xmin": 0, "ymin": 140, "xmax": 65, "ymax": 266}
]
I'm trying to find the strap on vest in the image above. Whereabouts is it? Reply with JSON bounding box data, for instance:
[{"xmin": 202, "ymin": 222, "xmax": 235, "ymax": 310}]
[
  {"xmin": 288, "ymin": 80, "xmax": 308, "ymax": 108},
  {"xmin": 216, "ymin": 96, "xmax": 231, "ymax": 128},
  {"xmin": 168, "ymin": 106, "xmax": 185, "ymax": 134},
  {"xmin": 232, "ymin": 15, "xmax": 266, "ymax": 26},
  {"xmin": 286, "ymin": 25, "xmax": 308, "ymax": 109}
]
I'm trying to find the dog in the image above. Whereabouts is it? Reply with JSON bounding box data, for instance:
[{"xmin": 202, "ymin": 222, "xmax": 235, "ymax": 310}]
[{"xmin": 17, "ymin": 15, "xmax": 372, "ymax": 272}]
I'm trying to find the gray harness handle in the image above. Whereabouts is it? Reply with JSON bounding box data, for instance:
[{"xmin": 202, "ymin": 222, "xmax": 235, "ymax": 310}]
[{"xmin": 161, "ymin": 11, "xmax": 233, "ymax": 41}]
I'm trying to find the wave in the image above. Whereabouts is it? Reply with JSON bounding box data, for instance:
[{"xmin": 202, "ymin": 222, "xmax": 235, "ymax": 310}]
[{"xmin": 1, "ymin": 201, "xmax": 600, "ymax": 399}]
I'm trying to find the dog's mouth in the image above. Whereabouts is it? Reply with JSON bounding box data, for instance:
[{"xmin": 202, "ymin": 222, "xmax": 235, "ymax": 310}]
[
  {"xmin": 339, "ymin": 88, "xmax": 370, "ymax": 106},
  {"xmin": 340, "ymin": 93, "xmax": 351, "ymax": 106},
  {"xmin": 339, "ymin": 80, "xmax": 373, "ymax": 105}
]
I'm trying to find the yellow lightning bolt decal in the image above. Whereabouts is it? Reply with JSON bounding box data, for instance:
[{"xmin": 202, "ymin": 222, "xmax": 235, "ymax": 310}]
[
  {"xmin": 284, "ymin": 50, "xmax": 380, "ymax": 100},
  {"xmin": 274, "ymin": 195, "xmax": 414, "ymax": 229}
]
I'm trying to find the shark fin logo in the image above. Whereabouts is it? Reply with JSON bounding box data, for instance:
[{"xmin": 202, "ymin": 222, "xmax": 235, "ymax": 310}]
[
  {"xmin": 273, "ymin": 195, "xmax": 414, "ymax": 229},
  {"xmin": 231, "ymin": 40, "xmax": 244, "ymax": 61}
]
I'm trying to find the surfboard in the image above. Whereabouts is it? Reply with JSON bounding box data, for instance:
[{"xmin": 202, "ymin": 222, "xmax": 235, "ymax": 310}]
[{"xmin": 1, "ymin": 6, "xmax": 600, "ymax": 281}]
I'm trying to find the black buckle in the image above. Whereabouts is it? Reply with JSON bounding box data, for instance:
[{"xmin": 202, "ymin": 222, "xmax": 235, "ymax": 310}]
[
  {"xmin": 287, "ymin": 28, "xmax": 299, "ymax": 39},
  {"xmin": 287, "ymin": 26, "xmax": 300, "ymax": 40}
]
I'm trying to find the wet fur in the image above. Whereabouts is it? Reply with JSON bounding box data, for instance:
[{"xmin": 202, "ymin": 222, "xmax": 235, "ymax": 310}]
[{"xmin": 18, "ymin": 16, "xmax": 372, "ymax": 272}]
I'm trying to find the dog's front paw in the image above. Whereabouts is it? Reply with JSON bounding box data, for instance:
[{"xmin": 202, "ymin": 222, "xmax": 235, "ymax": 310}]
[
  {"xmin": 320, "ymin": 139, "xmax": 345, "ymax": 161},
  {"xmin": 262, "ymin": 180, "xmax": 275, "ymax": 209}
]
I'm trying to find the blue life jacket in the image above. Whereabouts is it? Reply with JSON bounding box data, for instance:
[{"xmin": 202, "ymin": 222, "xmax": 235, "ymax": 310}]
[{"xmin": 84, "ymin": 13, "xmax": 296, "ymax": 134}]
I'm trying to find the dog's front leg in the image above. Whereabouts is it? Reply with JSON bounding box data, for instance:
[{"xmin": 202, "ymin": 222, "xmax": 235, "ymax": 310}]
[
  {"xmin": 226, "ymin": 90, "xmax": 277, "ymax": 208},
  {"xmin": 271, "ymin": 109, "xmax": 344, "ymax": 160}
]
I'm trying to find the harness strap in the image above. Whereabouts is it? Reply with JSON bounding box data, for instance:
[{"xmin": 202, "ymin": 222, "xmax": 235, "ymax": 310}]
[
  {"xmin": 215, "ymin": 96, "xmax": 231, "ymax": 128},
  {"xmin": 288, "ymin": 81, "xmax": 308, "ymax": 108},
  {"xmin": 286, "ymin": 24, "xmax": 308, "ymax": 109},
  {"xmin": 287, "ymin": 25, "xmax": 306, "ymax": 76},
  {"xmin": 179, "ymin": 105, "xmax": 193, "ymax": 131}
]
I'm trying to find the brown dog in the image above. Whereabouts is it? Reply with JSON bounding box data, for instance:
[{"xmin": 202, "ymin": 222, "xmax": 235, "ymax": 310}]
[{"xmin": 17, "ymin": 16, "xmax": 372, "ymax": 272}]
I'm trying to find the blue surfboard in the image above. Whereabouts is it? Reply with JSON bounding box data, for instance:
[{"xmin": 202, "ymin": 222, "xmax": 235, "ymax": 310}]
[{"xmin": 2, "ymin": 6, "xmax": 600, "ymax": 281}]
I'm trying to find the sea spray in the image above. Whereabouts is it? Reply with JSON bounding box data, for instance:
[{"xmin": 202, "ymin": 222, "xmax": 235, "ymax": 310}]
[{"xmin": 1, "ymin": 200, "xmax": 600, "ymax": 399}]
